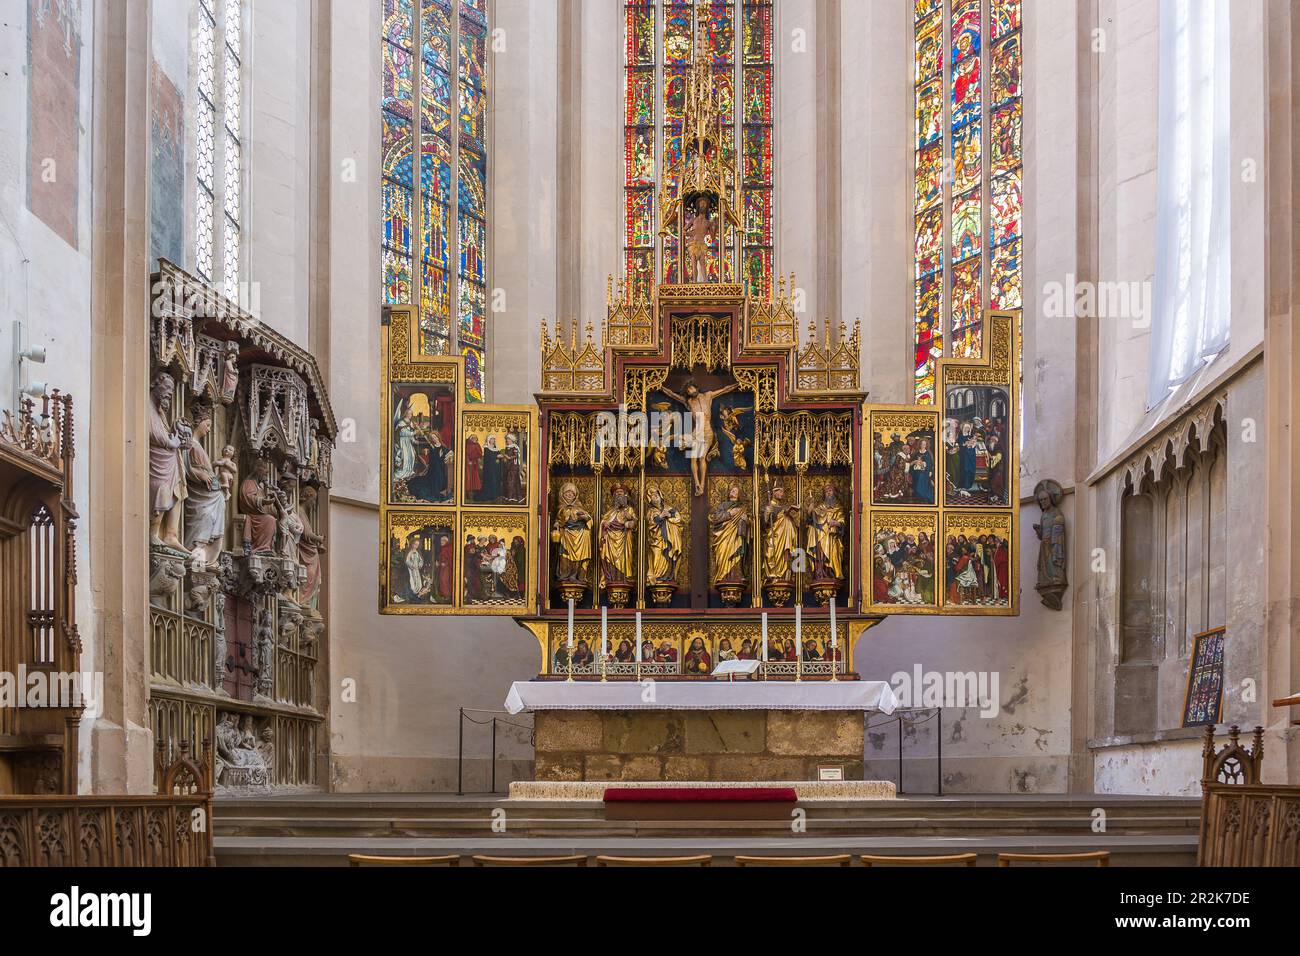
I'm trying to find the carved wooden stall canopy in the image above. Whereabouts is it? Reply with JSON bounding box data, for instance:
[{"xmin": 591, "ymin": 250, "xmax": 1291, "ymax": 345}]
[
  {"xmin": 378, "ymin": 305, "xmax": 539, "ymax": 616},
  {"xmin": 0, "ymin": 389, "xmax": 81, "ymax": 794},
  {"xmin": 148, "ymin": 261, "xmax": 336, "ymax": 793},
  {"xmin": 0, "ymin": 745, "xmax": 214, "ymax": 867},
  {"xmin": 1198, "ymin": 725, "xmax": 1300, "ymax": 867}
]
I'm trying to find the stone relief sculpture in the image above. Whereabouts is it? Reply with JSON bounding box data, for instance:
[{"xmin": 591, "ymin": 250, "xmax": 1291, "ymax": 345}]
[{"xmin": 1033, "ymin": 479, "xmax": 1068, "ymax": 611}]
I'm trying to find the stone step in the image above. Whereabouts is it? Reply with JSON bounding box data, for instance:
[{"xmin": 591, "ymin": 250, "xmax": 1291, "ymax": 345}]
[
  {"xmin": 215, "ymin": 812, "xmax": 1198, "ymax": 838},
  {"xmin": 214, "ymin": 833, "xmax": 1198, "ymax": 867}
]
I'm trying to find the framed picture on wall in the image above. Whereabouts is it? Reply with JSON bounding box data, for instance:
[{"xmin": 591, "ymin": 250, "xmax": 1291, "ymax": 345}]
[{"xmin": 1182, "ymin": 627, "xmax": 1226, "ymax": 728}]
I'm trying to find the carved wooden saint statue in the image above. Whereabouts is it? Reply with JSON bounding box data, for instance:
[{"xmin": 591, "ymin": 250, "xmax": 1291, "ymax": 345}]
[
  {"xmin": 1033, "ymin": 479, "xmax": 1068, "ymax": 610},
  {"xmin": 685, "ymin": 195, "xmax": 717, "ymax": 283},
  {"xmin": 598, "ymin": 483, "xmax": 638, "ymax": 588},
  {"xmin": 662, "ymin": 378, "xmax": 739, "ymax": 496},
  {"xmin": 645, "ymin": 485, "xmax": 684, "ymax": 583},
  {"xmin": 551, "ymin": 482, "xmax": 593, "ymax": 584},
  {"xmin": 710, "ymin": 483, "xmax": 750, "ymax": 604},
  {"xmin": 804, "ymin": 481, "xmax": 846, "ymax": 583},
  {"xmin": 762, "ymin": 483, "xmax": 800, "ymax": 598}
]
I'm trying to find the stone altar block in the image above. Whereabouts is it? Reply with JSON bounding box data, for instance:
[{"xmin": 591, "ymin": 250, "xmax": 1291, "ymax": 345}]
[
  {"xmin": 507, "ymin": 680, "xmax": 899, "ymax": 783},
  {"xmin": 533, "ymin": 708, "xmax": 866, "ymax": 782}
]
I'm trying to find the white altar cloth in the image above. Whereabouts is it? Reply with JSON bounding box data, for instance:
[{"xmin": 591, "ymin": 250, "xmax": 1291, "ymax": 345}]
[{"xmin": 504, "ymin": 680, "xmax": 899, "ymax": 716}]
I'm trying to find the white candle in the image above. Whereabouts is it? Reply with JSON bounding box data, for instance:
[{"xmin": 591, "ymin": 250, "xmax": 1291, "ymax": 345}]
[
  {"xmin": 830, "ymin": 597, "xmax": 837, "ymax": 647},
  {"xmin": 795, "ymin": 603, "xmax": 802, "ymax": 662},
  {"xmin": 567, "ymin": 598, "xmax": 575, "ymax": 648},
  {"xmin": 635, "ymin": 611, "xmax": 642, "ymax": 663},
  {"xmin": 601, "ymin": 605, "xmax": 608, "ymax": 659},
  {"xmin": 761, "ymin": 611, "xmax": 769, "ymax": 662}
]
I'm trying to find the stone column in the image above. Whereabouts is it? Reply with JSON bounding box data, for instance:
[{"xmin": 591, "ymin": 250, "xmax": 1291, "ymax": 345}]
[
  {"xmin": 88, "ymin": 0, "xmax": 156, "ymax": 794},
  {"xmin": 1263, "ymin": 0, "xmax": 1300, "ymax": 783}
]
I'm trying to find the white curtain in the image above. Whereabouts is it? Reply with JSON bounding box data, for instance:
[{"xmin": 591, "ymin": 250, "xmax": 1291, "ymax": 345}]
[{"xmin": 1147, "ymin": 0, "xmax": 1231, "ymax": 409}]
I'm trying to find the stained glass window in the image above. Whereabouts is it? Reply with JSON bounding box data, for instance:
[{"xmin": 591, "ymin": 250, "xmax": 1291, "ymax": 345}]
[
  {"xmin": 382, "ymin": 0, "xmax": 490, "ymax": 401},
  {"xmin": 912, "ymin": 0, "xmax": 1022, "ymax": 404},
  {"xmin": 624, "ymin": 0, "xmax": 775, "ymax": 299},
  {"xmin": 194, "ymin": 0, "xmax": 243, "ymax": 297}
]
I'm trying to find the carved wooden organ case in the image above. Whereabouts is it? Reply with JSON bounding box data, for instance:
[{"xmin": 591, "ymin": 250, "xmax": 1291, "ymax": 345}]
[{"xmin": 148, "ymin": 262, "xmax": 337, "ymax": 792}]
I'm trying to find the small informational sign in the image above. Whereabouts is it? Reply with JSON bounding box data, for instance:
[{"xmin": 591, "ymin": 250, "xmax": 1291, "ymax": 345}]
[
  {"xmin": 1182, "ymin": 627, "xmax": 1226, "ymax": 727},
  {"xmin": 817, "ymin": 765, "xmax": 844, "ymax": 782}
]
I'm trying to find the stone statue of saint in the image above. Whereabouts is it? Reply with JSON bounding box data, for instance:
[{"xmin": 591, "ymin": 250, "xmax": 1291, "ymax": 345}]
[
  {"xmin": 297, "ymin": 485, "xmax": 326, "ymax": 610},
  {"xmin": 685, "ymin": 196, "xmax": 717, "ymax": 283},
  {"xmin": 762, "ymin": 483, "xmax": 800, "ymax": 584},
  {"xmin": 598, "ymin": 484, "xmax": 638, "ymax": 588},
  {"xmin": 551, "ymin": 482, "xmax": 593, "ymax": 583},
  {"xmin": 662, "ymin": 378, "xmax": 739, "ymax": 496},
  {"xmin": 645, "ymin": 485, "xmax": 684, "ymax": 583},
  {"xmin": 148, "ymin": 373, "xmax": 190, "ymax": 552},
  {"xmin": 1034, "ymin": 479, "xmax": 1068, "ymax": 610},
  {"xmin": 804, "ymin": 482, "xmax": 846, "ymax": 582},
  {"xmin": 182, "ymin": 404, "xmax": 228, "ymax": 569},
  {"xmin": 239, "ymin": 460, "xmax": 281, "ymax": 555},
  {"xmin": 709, "ymin": 483, "xmax": 750, "ymax": 587}
]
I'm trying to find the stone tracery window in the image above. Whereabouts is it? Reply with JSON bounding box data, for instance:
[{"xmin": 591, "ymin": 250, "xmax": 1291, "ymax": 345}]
[
  {"xmin": 382, "ymin": 0, "xmax": 490, "ymax": 402},
  {"xmin": 912, "ymin": 0, "xmax": 1022, "ymax": 404},
  {"xmin": 194, "ymin": 0, "xmax": 244, "ymax": 300},
  {"xmin": 623, "ymin": 0, "xmax": 775, "ymax": 300}
]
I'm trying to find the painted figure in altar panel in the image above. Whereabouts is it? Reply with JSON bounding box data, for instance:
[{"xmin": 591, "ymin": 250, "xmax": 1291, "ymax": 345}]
[
  {"xmin": 944, "ymin": 517, "xmax": 1012, "ymax": 608},
  {"xmin": 392, "ymin": 384, "xmax": 455, "ymax": 504},
  {"xmin": 683, "ymin": 634, "xmax": 713, "ymax": 675},
  {"xmin": 736, "ymin": 637, "xmax": 760, "ymax": 661},
  {"xmin": 598, "ymin": 483, "xmax": 638, "ymax": 589},
  {"xmin": 804, "ymin": 481, "xmax": 847, "ymax": 583},
  {"xmin": 389, "ymin": 520, "xmax": 455, "ymax": 606},
  {"xmin": 872, "ymin": 520, "xmax": 938, "ymax": 609},
  {"xmin": 709, "ymin": 482, "xmax": 751, "ymax": 589},
  {"xmin": 551, "ymin": 482, "xmax": 593, "ymax": 584},
  {"xmin": 149, "ymin": 373, "xmax": 190, "ymax": 552},
  {"xmin": 645, "ymin": 484, "xmax": 685, "ymax": 583},
  {"xmin": 464, "ymin": 414, "xmax": 528, "ymax": 505},
  {"xmin": 661, "ymin": 378, "xmax": 740, "ymax": 496},
  {"xmin": 463, "ymin": 517, "xmax": 528, "ymax": 607},
  {"xmin": 871, "ymin": 417, "xmax": 937, "ymax": 506},
  {"xmin": 944, "ymin": 385, "xmax": 1011, "ymax": 507},
  {"xmin": 554, "ymin": 637, "xmax": 595, "ymax": 671},
  {"xmin": 766, "ymin": 635, "xmax": 797, "ymax": 662},
  {"xmin": 761, "ymin": 482, "xmax": 800, "ymax": 585}
]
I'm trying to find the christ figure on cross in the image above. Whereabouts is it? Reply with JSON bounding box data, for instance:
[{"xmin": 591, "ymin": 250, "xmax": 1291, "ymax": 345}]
[{"xmin": 661, "ymin": 378, "xmax": 740, "ymax": 497}]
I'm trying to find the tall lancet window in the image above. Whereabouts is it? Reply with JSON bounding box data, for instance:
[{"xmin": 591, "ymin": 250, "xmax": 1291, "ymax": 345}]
[
  {"xmin": 912, "ymin": 0, "xmax": 1022, "ymax": 405},
  {"xmin": 195, "ymin": 0, "xmax": 245, "ymax": 299},
  {"xmin": 382, "ymin": 0, "xmax": 490, "ymax": 402},
  {"xmin": 1147, "ymin": 0, "xmax": 1230, "ymax": 409},
  {"xmin": 623, "ymin": 0, "xmax": 774, "ymax": 301}
]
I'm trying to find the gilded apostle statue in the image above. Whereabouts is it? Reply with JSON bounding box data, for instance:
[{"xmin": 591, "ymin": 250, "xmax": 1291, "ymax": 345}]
[
  {"xmin": 551, "ymin": 482, "xmax": 593, "ymax": 595},
  {"xmin": 645, "ymin": 485, "xmax": 684, "ymax": 583},
  {"xmin": 710, "ymin": 482, "xmax": 750, "ymax": 606},
  {"xmin": 805, "ymin": 481, "xmax": 846, "ymax": 603},
  {"xmin": 761, "ymin": 483, "xmax": 799, "ymax": 606},
  {"xmin": 598, "ymin": 483, "xmax": 637, "ymax": 607}
]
